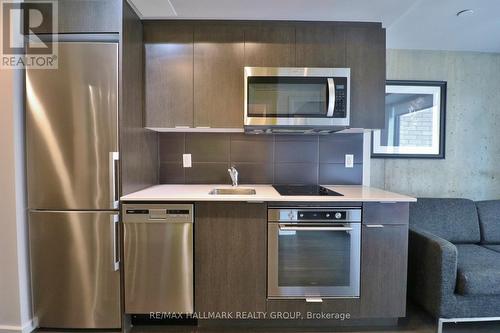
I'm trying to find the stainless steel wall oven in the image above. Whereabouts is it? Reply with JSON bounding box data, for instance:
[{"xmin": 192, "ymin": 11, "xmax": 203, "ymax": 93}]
[{"xmin": 267, "ymin": 207, "xmax": 361, "ymax": 301}]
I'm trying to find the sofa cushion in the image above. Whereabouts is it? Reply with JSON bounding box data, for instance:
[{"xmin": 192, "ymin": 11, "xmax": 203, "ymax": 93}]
[
  {"xmin": 410, "ymin": 198, "xmax": 481, "ymax": 243},
  {"xmin": 455, "ymin": 244, "xmax": 500, "ymax": 296},
  {"xmin": 483, "ymin": 245, "xmax": 500, "ymax": 253},
  {"xmin": 476, "ymin": 200, "xmax": 500, "ymax": 244}
]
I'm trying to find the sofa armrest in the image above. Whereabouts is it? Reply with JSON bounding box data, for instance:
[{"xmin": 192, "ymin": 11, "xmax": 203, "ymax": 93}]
[{"xmin": 409, "ymin": 227, "xmax": 458, "ymax": 317}]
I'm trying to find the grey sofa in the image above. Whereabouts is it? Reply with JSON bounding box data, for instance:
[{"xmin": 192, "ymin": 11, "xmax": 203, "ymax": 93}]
[{"xmin": 409, "ymin": 198, "xmax": 500, "ymax": 331}]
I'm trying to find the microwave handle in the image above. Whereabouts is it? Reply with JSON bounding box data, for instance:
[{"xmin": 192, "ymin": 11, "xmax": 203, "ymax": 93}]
[{"xmin": 327, "ymin": 78, "xmax": 335, "ymax": 117}]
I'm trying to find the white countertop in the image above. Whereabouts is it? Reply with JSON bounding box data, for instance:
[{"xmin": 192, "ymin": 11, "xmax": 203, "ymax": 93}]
[{"xmin": 120, "ymin": 184, "xmax": 416, "ymax": 202}]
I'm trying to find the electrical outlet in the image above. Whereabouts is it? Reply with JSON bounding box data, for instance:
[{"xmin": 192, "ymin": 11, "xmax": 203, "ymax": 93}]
[
  {"xmin": 183, "ymin": 154, "xmax": 192, "ymax": 168},
  {"xmin": 345, "ymin": 154, "xmax": 354, "ymax": 168}
]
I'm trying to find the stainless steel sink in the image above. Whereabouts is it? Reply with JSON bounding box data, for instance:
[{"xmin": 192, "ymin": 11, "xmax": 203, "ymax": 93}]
[{"xmin": 209, "ymin": 188, "xmax": 256, "ymax": 195}]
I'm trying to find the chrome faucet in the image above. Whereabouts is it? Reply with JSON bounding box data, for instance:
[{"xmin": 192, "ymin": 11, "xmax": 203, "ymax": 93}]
[{"xmin": 228, "ymin": 166, "xmax": 238, "ymax": 187}]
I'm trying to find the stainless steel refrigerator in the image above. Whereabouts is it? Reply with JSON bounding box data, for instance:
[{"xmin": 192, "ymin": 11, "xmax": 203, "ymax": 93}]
[{"xmin": 26, "ymin": 41, "xmax": 121, "ymax": 329}]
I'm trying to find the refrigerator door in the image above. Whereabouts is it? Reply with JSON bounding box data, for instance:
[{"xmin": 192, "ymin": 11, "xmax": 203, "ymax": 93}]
[
  {"xmin": 29, "ymin": 211, "xmax": 121, "ymax": 329},
  {"xmin": 26, "ymin": 42, "xmax": 119, "ymax": 210}
]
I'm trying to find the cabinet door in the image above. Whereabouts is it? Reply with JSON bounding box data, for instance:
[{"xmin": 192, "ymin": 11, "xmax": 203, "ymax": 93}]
[
  {"xmin": 31, "ymin": 0, "xmax": 121, "ymax": 34},
  {"xmin": 144, "ymin": 23, "xmax": 194, "ymax": 128},
  {"xmin": 346, "ymin": 26, "xmax": 386, "ymax": 129},
  {"xmin": 363, "ymin": 202, "xmax": 409, "ymax": 225},
  {"xmin": 295, "ymin": 23, "xmax": 346, "ymax": 67},
  {"xmin": 195, "ymin": 202, "xmax": 267, "ymax": 313},
  {"xmin": 360, "ymin": 224, "xmax": 408, "ymax": 318},
  {"xmin": 194, "ymin": 24, "xmax": 244, "ymax": 128},
  {"xmin": 244, "ymin": 23, "xmax": 295, "ymax": 67}
]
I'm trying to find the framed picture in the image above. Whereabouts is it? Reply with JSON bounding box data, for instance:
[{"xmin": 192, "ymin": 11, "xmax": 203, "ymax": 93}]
[{"xmin": 371, "ymin": 80, "xmax": 446, "ymax": 159}]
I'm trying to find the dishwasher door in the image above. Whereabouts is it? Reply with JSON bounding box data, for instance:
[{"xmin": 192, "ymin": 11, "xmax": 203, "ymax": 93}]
[{"xmin": 122, "ymin": 204, "xmax": 194, "ymax": 314}]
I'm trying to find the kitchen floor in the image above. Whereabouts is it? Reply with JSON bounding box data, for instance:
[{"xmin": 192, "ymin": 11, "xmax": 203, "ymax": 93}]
[
  {"xmin": 128, "ymin": 304, "xmax": 499, "ymax": 333},
  {"xmin": 36, "ymin": 304, "xmax": 500, "ymax": 333}
]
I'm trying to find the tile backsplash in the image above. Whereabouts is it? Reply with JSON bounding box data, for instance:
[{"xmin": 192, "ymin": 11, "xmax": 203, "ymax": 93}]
[{"xmin": 158, "ymin": 133, "xmax": 364, "ymax": 185}]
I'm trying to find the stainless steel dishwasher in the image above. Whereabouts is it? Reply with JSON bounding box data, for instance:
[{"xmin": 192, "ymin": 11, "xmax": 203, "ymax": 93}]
[{"xmin": 122, "ymin": 203, "xmax": 194, "ymax": 314}]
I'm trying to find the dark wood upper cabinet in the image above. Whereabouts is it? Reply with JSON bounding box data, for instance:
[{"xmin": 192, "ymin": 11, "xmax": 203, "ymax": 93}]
[
  {"xmin": 295, "ymin": 23, "xmax": 346, "ymax": 67},
  {"xmin": 195, "ymin": 202, "xmax": 267, "ymax": 313},
  {"xmin": 346, "ymin": 26, "xmax": 386, "ymax": 129},
  {"xmin": 120, "ymin": 1, "xmax": 158, "ymax": 195},
  {"xmin": 144, "ymin": 23, "xmax": 194, "ymax": 128},
  {"xmin": 32, "ymin": 0, "xmax": 121, "ymax": 34},
  {"xmin": 244, "ymin": 23, "xmax": 296, "ymax": 67},
  {"xmin": 142, "ymin": 21, "xmax": 386, "ymax": 130},
  {"xmin": 193, "ymin": 24, "xmax": 244, "ymax": 128},
  {"xmin": 360, "ymin": 203, "xmax": 409, "ymax": 318}
]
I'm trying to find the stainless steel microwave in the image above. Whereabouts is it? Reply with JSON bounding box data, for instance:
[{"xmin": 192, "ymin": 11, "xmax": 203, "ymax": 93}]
[{"xmin": 244, "ymin": 67, "xmax": 350, "ymax": 134}]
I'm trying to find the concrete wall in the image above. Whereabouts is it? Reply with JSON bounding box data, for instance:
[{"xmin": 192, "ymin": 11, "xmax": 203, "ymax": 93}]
[
  {"xmin": 0, "ymin": 68, "xmax": 33, "ymax": 333},
  {"xmin": 371, "ymin": 49, "xmax": 500, "ymax": 200}
]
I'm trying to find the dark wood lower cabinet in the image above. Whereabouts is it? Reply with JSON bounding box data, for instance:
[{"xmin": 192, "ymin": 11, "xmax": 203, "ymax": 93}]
[
  {"xmin": 195, "ymin": 202, "xmax": 267, "ymax": 313},
  {"xmin": 194, "ymin": 201, "xmax": 408, "ymax": 320},
  {"xmin": 360, "ymin": 224, "xmax": 408, "ymax": 318}
]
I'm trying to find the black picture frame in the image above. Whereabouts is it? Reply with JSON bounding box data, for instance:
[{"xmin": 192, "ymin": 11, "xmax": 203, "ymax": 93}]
[{"xmin": 371, "ymin": 80, "xmax": 447, "ymax": 159}]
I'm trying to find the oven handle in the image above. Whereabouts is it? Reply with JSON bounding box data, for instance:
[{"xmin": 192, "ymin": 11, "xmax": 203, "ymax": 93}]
[
  {"xmin": 279, "ymin": 224, "xmax": 352, "ymax": 231},
  {"xmin": 326, "ymin": 78, "xmax": 335, "ymax": 117}
]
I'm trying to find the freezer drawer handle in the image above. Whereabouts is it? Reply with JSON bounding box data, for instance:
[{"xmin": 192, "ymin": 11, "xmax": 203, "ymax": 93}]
[
  {"xmin": 111, "ymin": 214, "xmax": 120, "ymax": 271},
  {"xmin": 109, "ymin": 152, "xmax": 119, "ymax": 209}
]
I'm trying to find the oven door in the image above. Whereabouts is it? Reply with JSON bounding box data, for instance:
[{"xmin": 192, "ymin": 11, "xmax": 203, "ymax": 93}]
[
  {"xmin": 244, "ymin": 67, "xmax": 350, "ymax": 127},
  {"xmin": 268, "ymin": 222, "xmax": 360, "ymax": 299}
]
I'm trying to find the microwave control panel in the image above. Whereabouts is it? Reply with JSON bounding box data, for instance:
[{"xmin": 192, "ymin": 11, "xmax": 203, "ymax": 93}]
[{"xmin": 333, "ymin": 76, "xmax": 348, "ymax": 118}]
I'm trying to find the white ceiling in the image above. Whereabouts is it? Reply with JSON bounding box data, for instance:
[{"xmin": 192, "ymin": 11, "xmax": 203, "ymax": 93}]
[{"xmin": 129, "ymin": 0, "xmax": 500, "ymax": 53}]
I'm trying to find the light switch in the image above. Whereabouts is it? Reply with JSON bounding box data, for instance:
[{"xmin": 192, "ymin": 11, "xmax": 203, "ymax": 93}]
[
  {"xmin": 345, "ymin": 154, "xmax": 354, "ymax": 168},
  {"xmin": 183, "ymin": 154, "xmax": 192, "ymax": 168}
]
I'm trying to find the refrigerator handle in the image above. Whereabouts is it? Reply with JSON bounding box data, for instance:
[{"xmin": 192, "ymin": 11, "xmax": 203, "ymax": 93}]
[
  {"xmin": 109, "ymin": 152, "xmax": 119, "ymax": 209},
  {"xmin": 111, "ymin": 214, "xmax": 120, "ymax": 271}
]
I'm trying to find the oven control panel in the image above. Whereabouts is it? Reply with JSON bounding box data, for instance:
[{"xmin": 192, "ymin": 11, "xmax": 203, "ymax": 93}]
[
  {"xmin": 268, "ymin": 207, "xmax": 361, "ymax": 223},
  {"xmin": 297, "ymin": 210, "xmax": 346, "ymax": 220}
]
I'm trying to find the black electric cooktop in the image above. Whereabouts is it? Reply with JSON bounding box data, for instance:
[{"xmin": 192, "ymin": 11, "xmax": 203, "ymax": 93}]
[{"xmin": 272, "ymin": 185, "xmax": 344, "ymax": 196}]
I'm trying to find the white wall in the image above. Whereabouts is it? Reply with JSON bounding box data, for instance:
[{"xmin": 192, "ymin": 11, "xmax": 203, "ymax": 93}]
[
  {"xmin": 371, "ymin": 49, "xmax": 500, "ymax": 200},
  {"xmin": 0, "ymin": 67, "xmax": 33, "ymax": 333}
]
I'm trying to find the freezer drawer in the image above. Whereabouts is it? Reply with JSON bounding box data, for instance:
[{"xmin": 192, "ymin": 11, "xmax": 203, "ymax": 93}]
[
  {"xmin": 26, "ymin": 42, "xmax": 119, "ymax": 210},
  {"xmin": 29, "ymin": 211, "xmax": 121, "ymax": 329},
  {"xmin": 123, "ymin": 204, "xmax": 194, "ymax": 314}
]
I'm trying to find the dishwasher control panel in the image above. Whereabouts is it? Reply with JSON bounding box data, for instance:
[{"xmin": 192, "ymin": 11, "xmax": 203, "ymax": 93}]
[{"xmin": 122, "ymin": 203, "xmax": 193, "ymax": 223}]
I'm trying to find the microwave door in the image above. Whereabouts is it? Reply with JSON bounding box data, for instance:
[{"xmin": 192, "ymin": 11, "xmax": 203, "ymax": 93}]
[{"xmin": 327, "ymin": 78, "xmax": 335, "ymax": 117}]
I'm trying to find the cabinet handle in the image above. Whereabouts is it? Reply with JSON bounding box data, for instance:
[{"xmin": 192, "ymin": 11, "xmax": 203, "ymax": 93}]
[
  {"xmin": 366, "ymin": 224, "xmax": 384, "ymax": 228},
  {"xmin": 175, "ymin": 125, "xmax": 191, "ymax": 128},
  {"xmin": 306, "ymin": 297, "xmax": 323, "ymax": 303}
]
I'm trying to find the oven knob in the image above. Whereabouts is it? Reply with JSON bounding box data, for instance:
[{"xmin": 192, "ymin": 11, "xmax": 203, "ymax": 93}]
[
  {"xmin": 288, "ymin": 211, "xmax": 294, "ymax": 219},
  {"xmin": 335, "ymin": 212, "xmax": 342, "ymax": 219},
  {"xmin": 326, "ymin": 213, "xmax": 330, "ymax": 218},
  {"xmin": 300, "ymin": 213, "xmax": 304, "ymax": 218}
]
